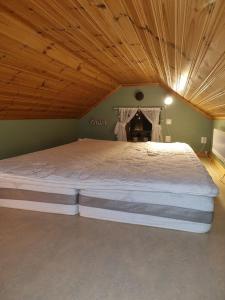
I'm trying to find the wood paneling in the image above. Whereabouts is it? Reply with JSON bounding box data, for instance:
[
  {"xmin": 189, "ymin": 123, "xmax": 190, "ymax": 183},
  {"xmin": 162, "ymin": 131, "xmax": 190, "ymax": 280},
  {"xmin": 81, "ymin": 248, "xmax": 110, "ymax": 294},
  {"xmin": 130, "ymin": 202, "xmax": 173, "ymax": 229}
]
[{"xmin": 0, "ymin": 0, "xmax": 225, "ymax": 119}]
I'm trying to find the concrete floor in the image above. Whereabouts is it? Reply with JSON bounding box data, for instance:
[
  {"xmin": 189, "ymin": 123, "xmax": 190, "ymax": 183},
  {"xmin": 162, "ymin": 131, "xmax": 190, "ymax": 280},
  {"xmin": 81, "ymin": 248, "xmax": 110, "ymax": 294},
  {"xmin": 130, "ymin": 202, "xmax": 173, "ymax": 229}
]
[{"xmin": 0, "ymin": 160, "xmax": 225, "ymax": 300}]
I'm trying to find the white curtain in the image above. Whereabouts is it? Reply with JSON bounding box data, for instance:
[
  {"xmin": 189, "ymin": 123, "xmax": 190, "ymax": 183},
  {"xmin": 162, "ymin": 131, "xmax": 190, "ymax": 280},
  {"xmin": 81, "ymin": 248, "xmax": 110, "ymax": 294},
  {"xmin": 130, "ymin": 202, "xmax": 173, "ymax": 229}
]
[
  {"xmin": 114, "ymin": 108, "xmax": 138, "ymax": 141},
  {"xmin": 140, "ymin": 108, "xmax": 162, "ymax": 142}
]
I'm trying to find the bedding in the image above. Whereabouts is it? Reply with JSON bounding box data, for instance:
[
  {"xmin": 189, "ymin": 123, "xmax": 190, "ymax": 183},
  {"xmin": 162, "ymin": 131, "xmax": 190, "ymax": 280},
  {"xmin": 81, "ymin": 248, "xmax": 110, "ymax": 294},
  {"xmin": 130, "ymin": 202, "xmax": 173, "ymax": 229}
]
[
  {"xmin": 76, "ymin": 140, "xmax": 218, "ymax": 232},
  {"xmin": 0, "ymin": 186, "xmax": 78, "ymax": 215},
  {"xmin": 78, "ymin": 193, "xmax": 214, "ymax": 233},
  {"xmin": 79, "ymin": 205, "xmax": 212, "ymax": 233},
  {"xmin": 0, "ymin": 139, "xmax": 218, "ymax": 196},
  {"xmin": 0, "ymin": 143, "xmax": 81, "ymax": 214},
  {"xmin": 0, "ymin": 139, "xmax": 218, "ymax": 230},
  {"xmin": 79, "ymin": 189, "xmax": 214, "ymax": 211}
]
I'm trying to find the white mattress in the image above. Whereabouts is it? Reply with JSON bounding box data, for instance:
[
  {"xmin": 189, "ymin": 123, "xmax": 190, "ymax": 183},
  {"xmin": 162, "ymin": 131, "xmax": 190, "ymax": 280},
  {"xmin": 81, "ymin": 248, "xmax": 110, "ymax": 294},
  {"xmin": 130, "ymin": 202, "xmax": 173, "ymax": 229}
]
[
  {"xmin": 0, "ymin": 179, "xmax": 76, "ymax": 196},
  {"xmin": 79, "ymin": 189, "xmax": 214, "ymax": 212},
  {"xmin": 79, "ymin": 206, "xmax": 212, "ymax": 233},
  {"xmin": 0, "ymin": 139, "xmax": 218, "ymax": 198},
  {"xmin": 0, "ymin": 199, "xmax": 78, "ymax": 215}
]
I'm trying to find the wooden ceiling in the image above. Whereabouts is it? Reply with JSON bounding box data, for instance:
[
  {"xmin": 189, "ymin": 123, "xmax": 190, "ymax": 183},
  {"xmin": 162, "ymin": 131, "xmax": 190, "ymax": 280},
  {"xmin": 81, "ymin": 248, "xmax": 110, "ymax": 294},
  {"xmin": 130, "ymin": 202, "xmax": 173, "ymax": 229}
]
[{"xmin": 0, "ymin": 0, "xmax": 225, "ymax": 119}]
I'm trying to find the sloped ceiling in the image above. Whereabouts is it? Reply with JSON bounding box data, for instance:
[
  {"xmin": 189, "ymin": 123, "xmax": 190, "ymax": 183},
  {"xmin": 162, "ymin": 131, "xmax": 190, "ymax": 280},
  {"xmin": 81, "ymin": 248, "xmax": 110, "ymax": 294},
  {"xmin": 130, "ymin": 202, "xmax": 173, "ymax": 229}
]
[{"xmin": 0, "ymin": 0, "xmax": 225, "ymax": 119}]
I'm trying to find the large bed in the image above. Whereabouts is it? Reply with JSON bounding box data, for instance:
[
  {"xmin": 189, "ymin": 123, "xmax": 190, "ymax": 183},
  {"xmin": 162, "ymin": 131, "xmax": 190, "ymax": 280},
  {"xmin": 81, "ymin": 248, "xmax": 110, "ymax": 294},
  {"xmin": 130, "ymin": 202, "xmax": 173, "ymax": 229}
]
[
  {"xmin": 0, "ymin": 139, "xmax": 218, "ymax": 232},
  {"xmin": 0, "ymin": 142, "xmax": 83, "ymax": 215}
]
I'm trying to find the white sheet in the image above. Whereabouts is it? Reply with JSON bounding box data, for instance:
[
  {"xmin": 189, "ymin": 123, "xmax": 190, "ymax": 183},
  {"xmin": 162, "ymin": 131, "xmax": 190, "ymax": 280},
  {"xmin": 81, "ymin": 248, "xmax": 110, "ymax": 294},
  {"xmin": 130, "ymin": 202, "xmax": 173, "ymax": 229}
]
[{"xmin": 0, "ymin": 139, "xmax": 218, "ymax": 197}]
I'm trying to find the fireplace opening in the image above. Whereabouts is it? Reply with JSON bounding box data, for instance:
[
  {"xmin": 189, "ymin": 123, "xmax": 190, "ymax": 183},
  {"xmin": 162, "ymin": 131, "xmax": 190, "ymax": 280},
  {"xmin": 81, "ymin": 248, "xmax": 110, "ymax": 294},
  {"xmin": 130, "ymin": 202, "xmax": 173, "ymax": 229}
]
[{"xmin": 126, "ymin": 111, "xmax": 152, "ymax": 142}]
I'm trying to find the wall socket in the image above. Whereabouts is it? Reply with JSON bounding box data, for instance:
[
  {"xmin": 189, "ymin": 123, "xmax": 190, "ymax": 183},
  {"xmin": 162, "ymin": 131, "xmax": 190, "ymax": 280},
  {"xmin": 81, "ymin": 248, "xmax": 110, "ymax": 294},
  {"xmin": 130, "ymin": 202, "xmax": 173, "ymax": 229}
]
[
  {"xmin": 165, "ymin": 136, "xmax": 171, "ymax": 142},
  {"xmin": 166, "ymin": 118, "xmax": 172, "ymax": 125},
  {"xmin": 201, "ymin": 137, "xmax": 207, "ymax": 144}
]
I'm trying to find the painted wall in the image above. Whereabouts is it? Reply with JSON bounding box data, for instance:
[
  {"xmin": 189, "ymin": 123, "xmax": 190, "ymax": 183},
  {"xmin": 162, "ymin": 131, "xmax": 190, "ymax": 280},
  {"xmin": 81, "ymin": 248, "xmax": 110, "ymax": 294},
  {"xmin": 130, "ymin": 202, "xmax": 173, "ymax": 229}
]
[
  {"xmin": 212, "ymin": 120, "xmax": 225, "ymax": 167},
  {"xmin": 213, "ymin": 120, "xmax": 225, "ymax": 131},
  {"xmin": 0, "ymin": 86, "xmax": 214, "ymax": 160},
  {"xmin": 0, "ymin": 119, "xmax": 78, "ymax": 159},
  {"xmin": 78, "ymin": 85, "xmax": 213, "ymax": 152}
]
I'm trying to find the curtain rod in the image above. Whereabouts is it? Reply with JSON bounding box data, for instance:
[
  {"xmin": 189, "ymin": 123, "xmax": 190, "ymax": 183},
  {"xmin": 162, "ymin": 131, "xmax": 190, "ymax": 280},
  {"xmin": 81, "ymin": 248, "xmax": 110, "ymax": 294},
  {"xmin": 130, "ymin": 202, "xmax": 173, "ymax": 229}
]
[{"xmin": 113, "ymin": 106, "xmax": 164, "ymax": 110}]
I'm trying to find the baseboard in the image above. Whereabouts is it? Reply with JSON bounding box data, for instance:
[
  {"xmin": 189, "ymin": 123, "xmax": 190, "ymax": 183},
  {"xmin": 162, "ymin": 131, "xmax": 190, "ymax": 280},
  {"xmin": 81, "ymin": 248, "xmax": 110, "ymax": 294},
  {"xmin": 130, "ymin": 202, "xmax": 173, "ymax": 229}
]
[
  {"xmin": 197, "ymin": 151, "xmax": 209, "ymax": 158},
  {"xmin": 209, "ymin": 154, "xmax": 225, "ymax": 179}
]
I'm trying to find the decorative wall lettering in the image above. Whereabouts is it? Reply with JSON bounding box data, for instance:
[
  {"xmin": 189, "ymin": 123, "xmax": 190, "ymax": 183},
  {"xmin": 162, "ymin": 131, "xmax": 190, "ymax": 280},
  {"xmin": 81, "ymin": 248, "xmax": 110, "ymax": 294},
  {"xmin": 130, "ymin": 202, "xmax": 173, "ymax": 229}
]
[{"xmin": 89, "ymin": 119, "xmax": 107, "ymax": 126}]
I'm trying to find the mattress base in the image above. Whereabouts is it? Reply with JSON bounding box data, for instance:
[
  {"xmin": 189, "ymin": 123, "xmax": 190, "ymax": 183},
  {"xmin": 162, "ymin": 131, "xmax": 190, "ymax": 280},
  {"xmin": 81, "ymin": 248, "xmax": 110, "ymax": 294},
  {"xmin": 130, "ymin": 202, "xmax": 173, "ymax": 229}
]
[
  {"xmin": 80, "ymin": 189, "xmax": 214, "ymax": 211},
  {"xmin": 0, "ymin": 199, "xmax": 79, "ymax": 215},
  {"xmin": 79, "ymin": 206, "xmax": 212, "ymax": 233}
]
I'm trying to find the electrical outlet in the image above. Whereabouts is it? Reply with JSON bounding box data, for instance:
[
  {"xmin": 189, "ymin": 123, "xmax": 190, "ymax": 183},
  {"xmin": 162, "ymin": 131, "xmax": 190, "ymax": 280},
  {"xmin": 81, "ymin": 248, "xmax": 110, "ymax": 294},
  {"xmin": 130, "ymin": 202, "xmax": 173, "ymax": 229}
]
[
  {"xmin": 166, "ymin": 118, "xmax": 172, "ymax": 125},
  {"xmin": 201, "ymin": 137, "xmax": 207, "ymax": 144},
  {"xmin": 165, "ymin": 136, "xmax": 171, "ymax": 142}
]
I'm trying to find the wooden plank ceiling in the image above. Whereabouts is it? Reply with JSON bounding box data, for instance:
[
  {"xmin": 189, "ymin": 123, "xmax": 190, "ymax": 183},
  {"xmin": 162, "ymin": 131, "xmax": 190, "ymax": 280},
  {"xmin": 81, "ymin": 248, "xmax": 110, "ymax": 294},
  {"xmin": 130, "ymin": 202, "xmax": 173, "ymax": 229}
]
[{"xmin": 0, "ymin": 0, "xmax": 225, "ymax": 119}]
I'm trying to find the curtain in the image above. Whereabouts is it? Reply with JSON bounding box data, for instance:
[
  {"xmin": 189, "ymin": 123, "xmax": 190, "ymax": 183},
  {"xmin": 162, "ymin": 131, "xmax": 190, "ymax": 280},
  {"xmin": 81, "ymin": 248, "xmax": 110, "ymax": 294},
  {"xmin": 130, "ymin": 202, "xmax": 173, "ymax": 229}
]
[
  {"xmin": 114, "ymin": 108, "xmax": 138, "ymax": 141},
  {"xmin": 140, "ymin": 108, "xmax": 162, "ymax": 142}
]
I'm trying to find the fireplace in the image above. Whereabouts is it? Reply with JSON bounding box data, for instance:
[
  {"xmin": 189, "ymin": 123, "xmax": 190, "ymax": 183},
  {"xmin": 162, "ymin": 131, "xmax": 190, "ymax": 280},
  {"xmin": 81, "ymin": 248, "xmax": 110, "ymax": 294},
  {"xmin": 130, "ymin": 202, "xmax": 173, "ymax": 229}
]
[{"xmin": 126, "ymin": 111, "xmax": 152, "ymax": 142}]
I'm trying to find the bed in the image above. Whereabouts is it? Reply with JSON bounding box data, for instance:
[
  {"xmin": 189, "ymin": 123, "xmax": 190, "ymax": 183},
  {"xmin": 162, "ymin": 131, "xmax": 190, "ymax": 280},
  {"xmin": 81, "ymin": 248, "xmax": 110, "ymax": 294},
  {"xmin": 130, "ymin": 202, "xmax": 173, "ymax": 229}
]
[
  {"xmin": 76, "ymin": 140, "xmax": 218, "ymax": 233},
  {"xmin": 0, "ymin": 142, "xmax": 84, "ymax": 215},
  {"xmin": 0, "ymin": 139, "xmax": 218, "ymax": 232}
]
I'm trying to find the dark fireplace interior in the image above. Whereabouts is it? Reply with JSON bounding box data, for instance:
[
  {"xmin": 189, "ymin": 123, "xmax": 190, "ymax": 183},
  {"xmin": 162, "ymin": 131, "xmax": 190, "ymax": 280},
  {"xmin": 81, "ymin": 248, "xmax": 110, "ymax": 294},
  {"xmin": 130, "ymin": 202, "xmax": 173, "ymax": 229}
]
[{"xmin": 126, "ymin": 111, "xmax": 152, "ymax": 142}]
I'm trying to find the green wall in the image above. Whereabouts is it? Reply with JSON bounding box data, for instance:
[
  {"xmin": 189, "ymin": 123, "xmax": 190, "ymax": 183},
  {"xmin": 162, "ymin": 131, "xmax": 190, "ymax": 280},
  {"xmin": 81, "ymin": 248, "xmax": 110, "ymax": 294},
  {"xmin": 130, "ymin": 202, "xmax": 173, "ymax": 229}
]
[
  {"xmin": 0, "ymin": 86, "xmax": 215, "ymax": 160},
  {"xmin": 0, "ymin": 119, "xmax": 78, "ymax": 159},
  {"xmin": 212, "ymin": 120, "xmax": 225, "ymax": 168},
  {"xmin": 213, "ymin": 120, "xmax": 225, "ymax": 131},
  {"xmin": 78, "ymin": 85, "xmax": 213, "ymax": 152}
]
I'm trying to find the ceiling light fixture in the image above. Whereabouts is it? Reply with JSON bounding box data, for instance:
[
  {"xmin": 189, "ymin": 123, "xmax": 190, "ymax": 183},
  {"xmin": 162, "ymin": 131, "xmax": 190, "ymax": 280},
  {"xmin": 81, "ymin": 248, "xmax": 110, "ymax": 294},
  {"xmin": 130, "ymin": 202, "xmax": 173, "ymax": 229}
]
[
  {"xmin": 174, "ymin": 73, "xmax": 188, "ymax": 92},
  {"xmin": 164, "ymin": 96, "xmax": 173, "ymax": 105}
]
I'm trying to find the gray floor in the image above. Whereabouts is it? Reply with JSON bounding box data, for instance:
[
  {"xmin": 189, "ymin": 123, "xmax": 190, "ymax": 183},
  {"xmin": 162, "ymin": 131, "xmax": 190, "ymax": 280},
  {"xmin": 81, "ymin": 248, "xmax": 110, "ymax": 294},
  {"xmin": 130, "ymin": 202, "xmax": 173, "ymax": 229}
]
[{"xmin": 0, "ymin": 162, "xmax": 225, "ymax": 300}]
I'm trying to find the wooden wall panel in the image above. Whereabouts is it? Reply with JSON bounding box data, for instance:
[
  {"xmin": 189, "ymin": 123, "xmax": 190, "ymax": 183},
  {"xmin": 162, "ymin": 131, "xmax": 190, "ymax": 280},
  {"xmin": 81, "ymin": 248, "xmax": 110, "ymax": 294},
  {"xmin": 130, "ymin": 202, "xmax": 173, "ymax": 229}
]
[{"xmin": 0, "ymin": 0, "xmax": 224, "ymax": 119}]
